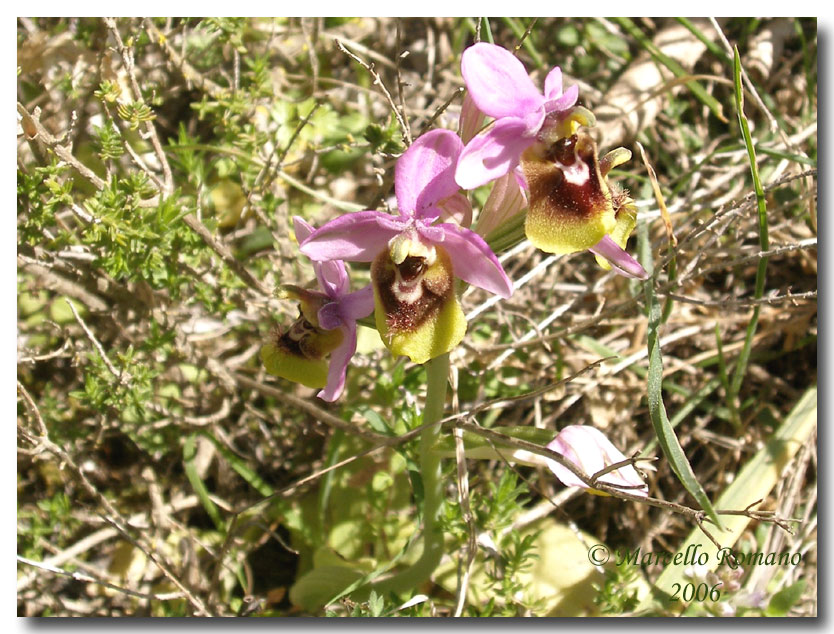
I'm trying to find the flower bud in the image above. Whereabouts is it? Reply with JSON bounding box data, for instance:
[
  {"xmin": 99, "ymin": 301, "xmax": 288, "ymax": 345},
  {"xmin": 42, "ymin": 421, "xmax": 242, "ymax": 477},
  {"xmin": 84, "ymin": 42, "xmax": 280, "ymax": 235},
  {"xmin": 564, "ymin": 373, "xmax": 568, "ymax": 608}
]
[{"xmin": 546, "ymin": 425, "xmax": 650, "ymax": 497}]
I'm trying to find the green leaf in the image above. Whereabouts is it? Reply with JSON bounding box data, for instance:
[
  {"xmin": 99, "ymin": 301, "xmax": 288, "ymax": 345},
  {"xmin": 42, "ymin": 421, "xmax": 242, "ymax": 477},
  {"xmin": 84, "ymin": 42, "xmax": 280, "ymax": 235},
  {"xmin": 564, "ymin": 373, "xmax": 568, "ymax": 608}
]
[
  {"xmin": 756, "ymin": 145, "xmax": 816, "ymax": 167},
  {"xmin": 183, "ymin": 434, "xmax": 224, "ymax": 531},
  {"xmin": 367, "ymin": 590, "xmax": 385, "ymax": 617},
  {"xmin": 675, "ymin": 17, "xmax": 729, "ymax": 60},
  {"xmin": 641, "ymin": 220, "xmax": 719, "ymax": 525},
  {"xmin": 354, "ymin": 405, "xmax": 394, "ymax": 436},
  {"xmin": 289, "ymin": 564, "xmax": 366, "ymax": 613},
  {"xmin": 484, "ymin": 209, "xmax": 527, "ymax": 255},
  {"xmin": 729, "ymin": 46, "xmax": 770, "ymax": 400},
  {"xmin": 363, "ymin": 123, "xmax": 391, "ymax": 152},
  {"xmin": 235, "ymin": 225, "xmax": 274, "ymax": 258},
  {"xmin": 765, "ymin": 578, "xmax": 807, "ymax": 617},
  {"xmin": 556, "ymin": 24, "xmax": 580, "ymax": 47},
  {"xmin": 637, "ymin": 386, "xmax": 816, "ymax": 614}
]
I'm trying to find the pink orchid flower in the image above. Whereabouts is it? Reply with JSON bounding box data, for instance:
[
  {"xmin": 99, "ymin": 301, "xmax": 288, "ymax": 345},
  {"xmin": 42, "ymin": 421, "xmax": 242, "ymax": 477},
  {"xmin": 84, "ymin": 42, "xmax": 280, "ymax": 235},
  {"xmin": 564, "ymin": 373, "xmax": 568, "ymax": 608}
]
[
  {"xmin": 262, "ymin": 217, "xmax": 374, "ymax": 402},
  {"xmin": 455, "ymin": 42, "xmax": 580, "ymax": 190},
  {"xmin": 293, "ymin": 216, "xmax": 374, "ymax": 401},
  {"xmin": 298, "ymin": 129, "xmax": 513, "ymax": 363},
  {"xmin": 299, "ymin": 129, "xmax": 512, "ymax": 298},
  {"xmin": 546, "ymin": 425, "xmax": 650, "ymax": 497}
]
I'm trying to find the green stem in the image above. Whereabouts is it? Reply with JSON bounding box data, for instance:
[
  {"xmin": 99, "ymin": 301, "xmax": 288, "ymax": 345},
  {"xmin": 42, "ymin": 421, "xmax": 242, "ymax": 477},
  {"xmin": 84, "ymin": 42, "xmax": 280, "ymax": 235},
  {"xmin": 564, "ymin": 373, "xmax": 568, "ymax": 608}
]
[
  {"xmin": 373, "ymin": 353, "xmax": 449, "ymax": 596},
  {"xmin": 729, "ymin": 46, "xmax": 770, "ymax": 401}
]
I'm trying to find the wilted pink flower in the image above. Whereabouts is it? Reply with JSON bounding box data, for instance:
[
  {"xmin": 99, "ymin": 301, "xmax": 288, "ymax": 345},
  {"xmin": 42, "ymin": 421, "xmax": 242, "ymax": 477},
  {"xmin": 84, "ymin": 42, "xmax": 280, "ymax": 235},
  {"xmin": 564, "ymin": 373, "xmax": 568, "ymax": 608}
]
[
  {"xmin": 546, "ymin": 425, "xmax": 649, "ymax": 497},
  {"xmin": 455, "ymin": 43, "xmax": 579, "ymax": 190}
]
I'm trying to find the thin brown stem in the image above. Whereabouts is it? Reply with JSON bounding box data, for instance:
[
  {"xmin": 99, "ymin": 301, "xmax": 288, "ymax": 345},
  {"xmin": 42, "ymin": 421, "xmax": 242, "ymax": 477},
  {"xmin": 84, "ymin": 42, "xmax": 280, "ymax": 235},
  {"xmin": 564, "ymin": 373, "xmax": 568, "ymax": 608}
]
[
  {"xmin": 335, "ymin": 39, "xmax": 412, "ymax": 146},
  {"xmin": 104, "ymin": 18, "xmax": 173, "ymax": 194}
]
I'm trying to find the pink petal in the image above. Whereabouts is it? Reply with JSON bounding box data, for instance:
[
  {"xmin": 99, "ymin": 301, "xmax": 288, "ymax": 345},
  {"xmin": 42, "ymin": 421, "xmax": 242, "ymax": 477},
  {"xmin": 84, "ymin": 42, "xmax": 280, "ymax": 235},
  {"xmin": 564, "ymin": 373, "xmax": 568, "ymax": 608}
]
[
  {"xmin": 543, "ymin": 66, "xmax": 563, "ymax": 100},
  {"xmin": 299, "ymin": 211, "xmax": 407, "ymax": 262},
  {"xmin": 415, "ymin": 221, "xmax": 445, "ymax": 244},
  {"xmin": 292, "ymin": 215, "xmax": 314, "ymax": 242},
  {"xmin": 548, "ymin": 426, "xmax": 606, "ymax": 485},
  {"xmin": 294, "ymin": 215, "xmax": 350, "ymax": 297},
  {"xmin": 455, "ymin": 117, "xmax": 536, "ymax": 190},
  {"xmin": 315, "ymin": 260, "xmax": 349, "ymax": 298},
  {"xmin": 316, "ymin": 302, "xmax": 343, "ymax": 331},
  {"xmin": 435, "ymin": 192, "xmax": 473, "ymax": 228},
  {"xmin": 316, "ymin": 285, "xmax": 373, "ymax": 331},
  {"xmin": 476, "ymin": 171, "xmax": 527, "ymax": 238},
  {"xmin": 546, "ymin": 426, "xmax": 648, "ymax": 497},
  {"xmin": 339, "ymin": 285, "xmax": 375, "ymax": 321},
  {"xmin": 317, "ymin": 324, "xmax": 356, "ymax": 402},
  {"xmin": 512, "ymin": 165, "xmax": 530, "ymax": 192},
  {"xmin": 395, "ymin": 129, "xmax": 463, "ymax": 218},
  {"xmin": 589, "ymin": 235, "xmax": 648, "ymax": 280},
  {"xmin": 544, "ymin": 84, "xmax": 579, "ymax": 116},
  {"xmin": 546, "ymin": 437, "xmax": 589, "ymax": 489},
  {"xmin": 461, "ymin": 43, "xmax": 544, "ymax": 120},
  {"xmin": 435, "ymin": 222, "xmax": 513, "ymax": 299},
  {"xmin": 522, "ymin": 106, "xmax": 546, "ymax": 133},
  {"xmin": 458, "ymin": 92, "xmax": 486, "ymax": 145}
]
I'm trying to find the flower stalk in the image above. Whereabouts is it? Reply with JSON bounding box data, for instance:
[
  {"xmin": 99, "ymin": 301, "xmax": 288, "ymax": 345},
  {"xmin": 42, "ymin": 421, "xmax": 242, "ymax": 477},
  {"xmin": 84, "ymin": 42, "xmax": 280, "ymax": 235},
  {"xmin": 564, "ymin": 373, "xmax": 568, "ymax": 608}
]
[{"xmin": 373, "ymin": 352, "xmax": 449, "ymax": 595}]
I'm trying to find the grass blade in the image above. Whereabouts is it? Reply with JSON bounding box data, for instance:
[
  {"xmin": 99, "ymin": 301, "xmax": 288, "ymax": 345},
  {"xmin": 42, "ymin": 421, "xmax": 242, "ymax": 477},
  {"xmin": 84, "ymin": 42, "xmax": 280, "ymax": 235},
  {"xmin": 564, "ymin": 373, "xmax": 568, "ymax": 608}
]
[
  {"xmin": 675, "ymin": 17, "xmax": 727, "ymax": 59},
  {"xmin": 757, "ymin": 145, "xmax": 816, "ymax": 167},
  {"xmin": 714, "ymin": 324, "xmax": 740, "ymax": 429},
  {"xmin": 614, "ymin": 17, "xmax": 727, "ymax": 123},
  {"xmin": 201, "ymin": 431, "xmax": 275, "ymax": 498},
  {"xmin": 183, "ymin": 434, "xmax": 224, "ymax": 531},
  {"xmin": 639, "ymin": 218, "xmax": 720, "ymax": 525},
  {"xmin": 637, "ymin": 386, "xmax": 816, "ymax": 614},
  {"xmin": 481, "ymin": 18, "xmax": 494, "ymax": 44},
  {"xmin": 501, "ymin": 17, "xmax": 545, "ymax": 69},
  {"xmin": 729, "ymin": 46, "xmax": 770, "ymax": 400}
]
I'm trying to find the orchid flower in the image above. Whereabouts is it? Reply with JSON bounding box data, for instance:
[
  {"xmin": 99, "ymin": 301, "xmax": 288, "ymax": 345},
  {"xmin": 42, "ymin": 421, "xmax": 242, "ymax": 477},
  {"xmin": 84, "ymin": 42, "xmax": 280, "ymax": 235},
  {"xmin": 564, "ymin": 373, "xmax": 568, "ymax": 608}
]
[
  {"xmin": 545, "ymin": 425, "xmax": 651, "ymax": 498},
  {"xmin": 455, "ymin": 42, "xmax": 580, "ymax": 190},
  {"xmin": 260, "ymin": 217, "xmax": 374, "ymax": 402},
  {"xmin": 299, "ymin": 129, "xmax": 513, "ymax": 365},
  {"xmin": 520, "ymin": 131, "xmax": 648, "ymax": 279},
  {"xmin": 453, "ymin": 43, "xmax": 646, "ymax": 278}
]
